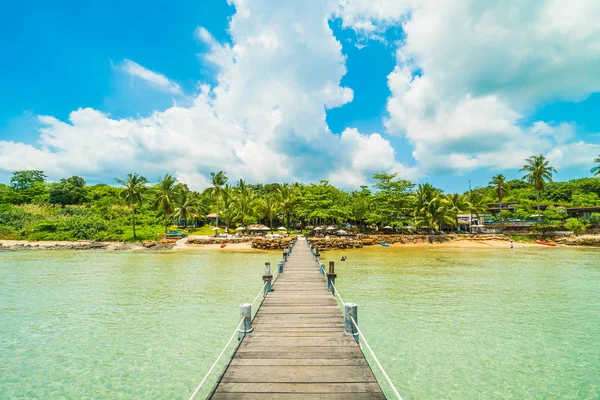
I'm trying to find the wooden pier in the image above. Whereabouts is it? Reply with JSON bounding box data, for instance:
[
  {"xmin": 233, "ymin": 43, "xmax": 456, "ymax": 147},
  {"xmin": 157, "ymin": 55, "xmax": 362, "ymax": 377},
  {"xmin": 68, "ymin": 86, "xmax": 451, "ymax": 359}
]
[{"xmin": 209, "ymin": 237, "xmax": 385, "ymax": 399}]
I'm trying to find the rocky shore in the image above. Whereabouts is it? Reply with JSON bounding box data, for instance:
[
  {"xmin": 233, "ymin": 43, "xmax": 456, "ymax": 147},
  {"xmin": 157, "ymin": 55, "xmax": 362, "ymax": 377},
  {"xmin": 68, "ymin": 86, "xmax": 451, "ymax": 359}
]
[
  {"xmin": 308, "ymin": 234, "xmax": 511, "ymax": 250},
  {"xmin": 0, "ymin": 239, "xmax": 176, "ymax": 251},
  {"xmin": 555, "ymin": 235, "xmax": 600, "ymax": 246},
  {"xmin": 251, "ymin": 237, "xmax": 294, "ymax": 250}
]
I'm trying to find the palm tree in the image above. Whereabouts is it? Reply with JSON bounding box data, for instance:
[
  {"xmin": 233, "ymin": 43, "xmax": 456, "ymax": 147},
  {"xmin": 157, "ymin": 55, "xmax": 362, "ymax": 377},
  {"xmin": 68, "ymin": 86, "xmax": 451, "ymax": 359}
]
[
  {"xmin": 153, "ymin": 174, "xmax": 178, "ymax": 233},
  {"xmin": 210, "ymin": 171, "xmax": 228, "ymax": 229},
  {"xmin": 172, "ymin": 190, "xmax": 199, "ymax": 228},
  {"xmin": 592, "ymin": 155, "xmax": 600, "ymax": 177},
  {"xmin": 444, "ymin": 193, "xmax": 470, "ymax": 230},
  {"xmin": 233, "ymin": 179, "xmax": 255, "ymax": 227},
  {"xmin": 465, "ymin": 190, "xmax": 487, "ymax": 231},
  {"xmin": 277, "ymin": 183, "xmax": 298, "ymax": 228},
  {"xmin": 490, "ymin": 174, "xmax": 509, "ymax": 203},
  {"xmin": 520, "ymin": 154, "xmax": 557, "ymax": 222},
  {"xmin": 413, "ymin": 184, "xmax": 453, "ymax": 232},
  {"xmin": 258, "ymin": 195, "xmax": 279, "ymax": 233},
  {"xmin": 115, "ymin": 173, "xmax": 148, "ymax": 239}
]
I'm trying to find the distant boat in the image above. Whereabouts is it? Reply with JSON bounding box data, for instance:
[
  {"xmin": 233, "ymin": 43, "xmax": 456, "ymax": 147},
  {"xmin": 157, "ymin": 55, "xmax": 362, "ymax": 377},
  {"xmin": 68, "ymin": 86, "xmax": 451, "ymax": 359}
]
[
  {"xmin": 220, "ymin": 242, "xmax": 227, "ymax": 248},
  {"xmin": 380, "ymin": 242, "xmax": 390, "ymax": 247},
  {"xmin": 536, "ymin": 240, "xmax": 556, "ymax": 247}
]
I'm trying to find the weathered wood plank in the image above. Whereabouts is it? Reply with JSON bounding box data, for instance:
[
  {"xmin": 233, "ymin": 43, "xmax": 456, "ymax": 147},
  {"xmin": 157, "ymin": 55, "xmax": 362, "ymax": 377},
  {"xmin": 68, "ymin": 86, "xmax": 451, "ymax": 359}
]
[
  {"xmin": 212, "ymin": 393, "xmax": 386, "ymax": 400},
  {"xmin": 215, "ymin": 382, "xmax": 382, "ymax": 393},
  {"xmin": 229, "ymin": 358, "xmax": 368, "ymax": 366},
  {"xmin": 220, "ymin": 365, "xmax": 378, "ymax": 383}
]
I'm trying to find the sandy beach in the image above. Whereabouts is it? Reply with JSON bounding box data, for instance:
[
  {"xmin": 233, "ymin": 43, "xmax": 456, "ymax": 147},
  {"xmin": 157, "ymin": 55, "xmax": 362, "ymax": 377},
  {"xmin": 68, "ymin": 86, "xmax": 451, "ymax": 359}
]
[{"xmin": 0, "ymin": 237, "xmax": 553, "ymax": 251}]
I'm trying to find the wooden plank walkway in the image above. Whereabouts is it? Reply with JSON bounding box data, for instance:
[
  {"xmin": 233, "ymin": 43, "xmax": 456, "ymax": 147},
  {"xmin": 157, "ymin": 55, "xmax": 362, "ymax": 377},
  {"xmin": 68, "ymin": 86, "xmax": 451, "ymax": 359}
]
[{"xmin": 210, "ymin": 237, "xmax": 385, "ymax": 399}]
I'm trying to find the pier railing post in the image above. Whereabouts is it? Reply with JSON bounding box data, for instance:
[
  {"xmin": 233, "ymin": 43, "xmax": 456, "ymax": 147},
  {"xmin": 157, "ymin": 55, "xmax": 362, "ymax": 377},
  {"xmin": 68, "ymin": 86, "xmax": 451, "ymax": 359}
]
[
  {"xmin": 326, "ymin": 261, "xmax": 337, "ymax": 295},
  {"xmin": 320, "ymin": 263, "xmax": 325, "ymax": 275},
  {"xmin": 344, "ymin": 303, "xmax": 359, "ymax": 343},
  {"xmin": 263, "ymin": 262, "xmax": 273, "ymax": 296},
  {"xmin": 238, "ymin": 303, "xmax": 253, "ymax": 340},
  {"xmin": 283, "ymin": 249, "xmax": 289, "ymax": 262},
  {"xmin": 315, "ymin": 247, "xmax": 320, "ymax": 261},
  {"xmin": 278, "ymin": 260, "xmax": 284, "ymax": 274}
]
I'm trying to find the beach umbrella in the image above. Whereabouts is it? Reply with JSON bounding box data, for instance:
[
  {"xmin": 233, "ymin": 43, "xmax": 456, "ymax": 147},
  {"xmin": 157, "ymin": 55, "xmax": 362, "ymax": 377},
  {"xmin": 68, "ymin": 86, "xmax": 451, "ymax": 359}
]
[
  {"xmin": 259, "ymin": 225, "xmax": 271, "ymax": 231},
  {"xmin": 277, "ymin": 227, "xmax": 287, "ymax": 231},
  {"xmin": 313, "ymin": 227, "xmax": 323, "ymax": 231},
  {"xmin": 212, "ymin": 227, "xmax": 220, "ymax": 231},
  {"xmin": 326, "ymin": 226, "xmax": 336, "ymax": 231},
  {"xmin": 383, "ymin": 225, "xmax": 393, "ymax": 230},
  {"xmin": 336, "ymin": 229, "xmax": 347, "ymax": 235},
  {"xmin": 249, "ymin": 226, "xmax": 260, "ymax": 231},
  {"xmin": 235, "ymin": 226, "xmax": 246, "ymax": 231}
]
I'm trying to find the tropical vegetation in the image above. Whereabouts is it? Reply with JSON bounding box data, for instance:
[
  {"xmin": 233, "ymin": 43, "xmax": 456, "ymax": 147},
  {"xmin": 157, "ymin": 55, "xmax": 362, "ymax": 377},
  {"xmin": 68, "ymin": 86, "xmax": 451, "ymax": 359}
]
[{"xmin": 0, "ymin": 155, "xmax": 599, "ymax": 241}]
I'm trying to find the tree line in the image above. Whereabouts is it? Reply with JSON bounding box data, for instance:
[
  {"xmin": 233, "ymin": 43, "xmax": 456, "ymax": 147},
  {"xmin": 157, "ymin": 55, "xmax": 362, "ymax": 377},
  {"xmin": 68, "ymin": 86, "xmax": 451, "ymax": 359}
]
[{"xmin": 0, "ymin": 154, "xmax": 599, "ymax": 241}]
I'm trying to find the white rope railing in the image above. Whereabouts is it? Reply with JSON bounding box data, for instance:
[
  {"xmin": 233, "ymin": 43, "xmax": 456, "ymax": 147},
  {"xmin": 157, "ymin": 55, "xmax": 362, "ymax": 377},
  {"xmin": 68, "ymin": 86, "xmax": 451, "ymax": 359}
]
[
  {"xmin": 188, "ymin": 316, "xmax": 247, "ymax": 400},
  {"xmin": 329, "ymin": 281, "xmax": 346, "ymax": 306},
  {"xmin": 350, "ymin": 315, "xmax": 403, "ymax": 400},
  {"xmin": 250, "ymin": 282, "xmax": 268, "ymax": 308}
]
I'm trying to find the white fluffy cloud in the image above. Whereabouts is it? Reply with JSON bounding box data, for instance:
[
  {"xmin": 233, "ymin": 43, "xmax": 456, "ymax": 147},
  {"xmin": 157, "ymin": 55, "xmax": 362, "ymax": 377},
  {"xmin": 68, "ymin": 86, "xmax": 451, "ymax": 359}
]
[
  {"xmin": 340, "ymin": 0, "xmax": 600, "ymax": 174},
  {"xmin": 0, "ymin": 0, "xmax": 408, "ymax": 189}
]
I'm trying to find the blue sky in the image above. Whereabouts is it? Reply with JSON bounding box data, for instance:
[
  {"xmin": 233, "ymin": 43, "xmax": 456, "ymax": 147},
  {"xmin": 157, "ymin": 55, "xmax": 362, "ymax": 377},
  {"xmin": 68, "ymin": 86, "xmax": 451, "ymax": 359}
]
[{"xmin": 1, "ymin": 0, "xmax": 599, "ymax": 192}]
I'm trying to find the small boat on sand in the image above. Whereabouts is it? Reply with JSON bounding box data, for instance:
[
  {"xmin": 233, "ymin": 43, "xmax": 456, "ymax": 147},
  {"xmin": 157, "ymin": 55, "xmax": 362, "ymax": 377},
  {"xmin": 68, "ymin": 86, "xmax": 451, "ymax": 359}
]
[
  {"xmin": 536, "ymin": 240, "xmax": 556, "ymax": 247},
  {"xmin": 380, "ymin": 242, "xmax": 390, "ymax": 247},
  {"xmin": 220, "ymin": 242, "xmax": 227, "ymax": 248}
]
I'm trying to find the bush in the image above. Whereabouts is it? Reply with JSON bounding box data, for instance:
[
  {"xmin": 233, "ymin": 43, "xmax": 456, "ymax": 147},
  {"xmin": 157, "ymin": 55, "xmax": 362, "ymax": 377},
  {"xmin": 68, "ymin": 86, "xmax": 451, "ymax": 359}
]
[{"xmin": 564, "ymin": 218, "xmax": 589, "ymax": 235}]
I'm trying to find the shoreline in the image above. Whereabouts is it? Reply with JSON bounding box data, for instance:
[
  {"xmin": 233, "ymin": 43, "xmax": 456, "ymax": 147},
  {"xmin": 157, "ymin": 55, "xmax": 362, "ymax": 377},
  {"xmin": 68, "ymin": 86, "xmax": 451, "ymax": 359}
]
[{"xmin": 1, "ymin": 237, "xmax": 596, "ymax": 252}]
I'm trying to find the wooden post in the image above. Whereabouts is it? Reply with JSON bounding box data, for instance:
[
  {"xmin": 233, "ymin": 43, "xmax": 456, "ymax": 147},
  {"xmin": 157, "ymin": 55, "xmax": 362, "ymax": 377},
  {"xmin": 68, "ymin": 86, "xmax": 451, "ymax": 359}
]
[
  {"xmin": 263, "ymin": 262, "xmax": 273, "ymax": 296},
  {"xmin": 326, "ymin": 261, "xmax": 336, "ymax": 295},
  {"xmin": 315, "ymin": 247, "xmax": 320, "ymax": 260},
  {"xmin": 320, "ymin": 263, "xmax": 325, "ymax": 275},
  {"xmin": 238, "ymin": 303, "xmax": 253, "ymax": 340},
  {"xmin": 277, "ymin": 260, "xmax": 284, "ymax": 274},
  {"xmin": 283, "ymin": 249, "xmax": 289, "ymax": 262},
  {"xmin": 344, "ymin": 303, "xmax": 359, "ymax": 343}
]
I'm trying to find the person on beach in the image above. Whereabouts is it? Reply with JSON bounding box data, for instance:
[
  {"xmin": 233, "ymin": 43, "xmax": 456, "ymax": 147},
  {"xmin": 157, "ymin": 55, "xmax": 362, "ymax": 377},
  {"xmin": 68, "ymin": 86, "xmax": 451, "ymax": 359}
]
[{"xmin": 510, "ymin": 240, "xmax": 514, "ymax": 249}]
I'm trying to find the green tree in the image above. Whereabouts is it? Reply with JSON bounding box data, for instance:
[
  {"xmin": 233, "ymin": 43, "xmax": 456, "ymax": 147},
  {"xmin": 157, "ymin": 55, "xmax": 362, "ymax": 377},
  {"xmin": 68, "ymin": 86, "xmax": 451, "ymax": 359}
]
[
  {"xmin": 115, "ymin": 173, "xmax": 148, "ymax": 239},
  {"xmin": 257, "ymin": 194, "xmax": 279, "ymax": 233},
  {"xmin": 172, "ymin": 190, "xmax": 199, "ymax": 228},
  {"xmin": 592, "ymin": 155, "xmax": 600, "ymax": 177},
  {"xmin": 48, "ymin": 176, "xmax": 87, "ymax": 206},
  {"xmin": 564, "ymin": 218, "xmax": 589, "ymax": 235},
  {"xmin": 413, "ymin": 184, "xmax": 453, "ymax": 231},
  {"xmin": 233, "ymin": 179, "xmax": 255, "ymax": 227},
  {"xmin": 10, "ymin": 170, "xmax": 46, "ymax": 190},
  {"xmin": 490, "ymin": 174, "xmax": 509, "ymax": 203},
  {"xmin": 520, "ymin": 154, "xmax": 557, "ymax": 222},
  {"xmin": 210, "ymin": 171, "xmax": 228, "ymax": 229},
  {"xmin": 277, "ymin": 183, "xmax": 299, "ymax": 228},
  {"xmin": 153, "ymin": 174, "xmax": 178, "ymax": 233},
  {"xmin": 371, "ymin": 172, "xmax": 414, "ymax": 226},
  {"xmin": 465, "ymin": 190, "xmax": 488, "ymax": 229},
  {"xmin": 444, "ymin": 193, "xmax": 470, "ymax": 229}
]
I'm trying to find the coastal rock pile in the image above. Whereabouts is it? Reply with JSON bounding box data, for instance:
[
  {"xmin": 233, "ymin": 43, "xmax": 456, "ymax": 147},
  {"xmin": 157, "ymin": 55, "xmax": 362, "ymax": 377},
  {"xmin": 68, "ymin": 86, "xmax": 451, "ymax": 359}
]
[
  {"xmin": 0, "ymin": 241, "xmax": 110, "ymax": 251},
  {"xmin": 251, "ymin": 238, "xmax": 294, "ymax": 250},
  {"xmin": 305, "ymin": 233, "xmax": 509, "ymax": 251},
  {"xmin": 555, "ymin": 235, "xmax": 600, "ymax": 246},
  {"xmin": 308, "ymin": 237, "xmax": 363, "ymax": 250},
  {"xmin": 186, "ymin": 237, "xmax": 253, "ymax": 245}
]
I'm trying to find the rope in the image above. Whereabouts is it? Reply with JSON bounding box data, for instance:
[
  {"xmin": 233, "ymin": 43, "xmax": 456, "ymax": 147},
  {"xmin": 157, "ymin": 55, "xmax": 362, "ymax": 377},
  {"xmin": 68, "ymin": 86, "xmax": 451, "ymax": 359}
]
[
  {"xmin": 329, "ymin": 281, "xmax": 345, "ymax": 306},
  {"xmin": 188, "ymin": 316, "xmax": 247, "ymax": 400},
  {"xmin": 350, "ymin": 315, "xmax": 403, "ymax": 400},
  {"xmin": 250, "ymin": 282, "xmax": 268, "ymax": 308}
]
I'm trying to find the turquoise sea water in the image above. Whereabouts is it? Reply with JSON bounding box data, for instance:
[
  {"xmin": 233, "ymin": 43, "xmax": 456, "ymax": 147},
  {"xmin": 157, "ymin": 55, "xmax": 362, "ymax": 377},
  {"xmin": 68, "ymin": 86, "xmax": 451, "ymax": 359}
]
[{"xmin": 1, "ymin": 246, "xmax": 599, "ymax": 399}]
